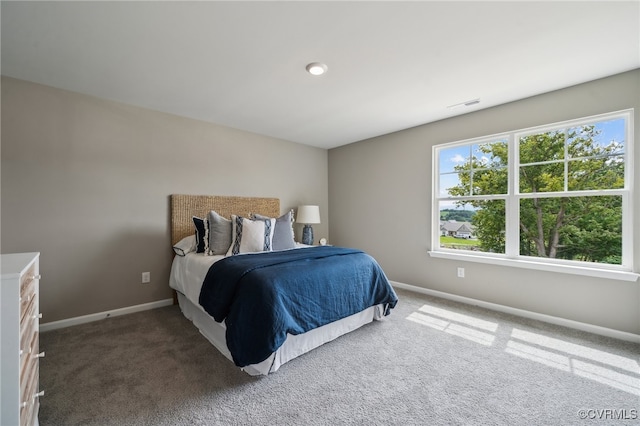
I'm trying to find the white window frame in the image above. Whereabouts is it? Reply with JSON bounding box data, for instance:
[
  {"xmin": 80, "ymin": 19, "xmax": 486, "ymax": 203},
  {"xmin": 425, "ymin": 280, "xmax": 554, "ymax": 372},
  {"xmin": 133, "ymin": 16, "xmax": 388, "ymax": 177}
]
[{"xmin": 429, "ymin": 109, "xmax": 638, "ymax": 282}]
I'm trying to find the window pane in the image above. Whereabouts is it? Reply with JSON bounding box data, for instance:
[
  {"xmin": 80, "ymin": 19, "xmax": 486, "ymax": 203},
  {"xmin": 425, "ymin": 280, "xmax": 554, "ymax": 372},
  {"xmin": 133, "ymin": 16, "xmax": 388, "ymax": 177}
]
[
  {"xmin": 520, "ymin": 130, "xmax": 565, "ymax": 165},
  {"xmin": 439, "ymin": 173, "xmax": 466, "ymax": 197},
  {"xmin": 567, "ymin": 157, "xmax": 624, "ymax": 191},
  {"xmin": 440, "ymin": 140, "xmax": 509, "ymax": 197},
  {"xmin": 472, "ymin": 167, "xmax": 508, "ymax": 195},
  {"xmin": 519, "ymin": 196, "xmax": 621, "ymax": 265},
  {"xmin": 519, "ymin": 162, "xmax": 564, "ymax": 193},
  {"xmin": 439, "ymin": 146, "xmax": 470, "ymax": 174},
  {"xmin": 568, "ymin": 118, "xmax": 625, "ymax": 158},
  {"xmin": 439, "ymin": 200, "xmax": 505, "ymax": 254},
  {"xmin": 472, "ymin": 140, "xmax": 508, "ymax": 168}
]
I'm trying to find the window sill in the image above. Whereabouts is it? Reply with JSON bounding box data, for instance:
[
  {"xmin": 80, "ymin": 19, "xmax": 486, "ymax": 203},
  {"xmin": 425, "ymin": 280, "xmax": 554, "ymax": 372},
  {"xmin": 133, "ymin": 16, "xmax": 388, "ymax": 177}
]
[{"xmin": 427, "ymin": 250, "xmax": 639, "ymax": 282}]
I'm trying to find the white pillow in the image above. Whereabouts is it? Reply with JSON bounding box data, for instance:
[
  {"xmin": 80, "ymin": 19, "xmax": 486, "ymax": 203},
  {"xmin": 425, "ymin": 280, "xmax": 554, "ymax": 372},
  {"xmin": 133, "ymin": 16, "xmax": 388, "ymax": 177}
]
[
  {"xmin": 173, "ymin": 235, "xmax": 196, "ymax": 257},
  {"xmin": 226, "ymin": 215, "xmax": 276, "ymax": 256}
]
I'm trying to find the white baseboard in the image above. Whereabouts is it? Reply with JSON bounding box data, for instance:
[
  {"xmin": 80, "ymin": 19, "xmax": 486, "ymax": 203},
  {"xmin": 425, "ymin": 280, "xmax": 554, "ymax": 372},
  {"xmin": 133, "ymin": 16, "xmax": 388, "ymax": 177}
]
[
  {"xmin": 40, "ymin": 298, "xmax": 174, "ymax": 332},
  {"xmin": 391, "ymin": 281, "xmax": 640, "ymax": 344},
  {"xmin": 41, "ymin": 284, "xmax": 640, "ymax": 343}
]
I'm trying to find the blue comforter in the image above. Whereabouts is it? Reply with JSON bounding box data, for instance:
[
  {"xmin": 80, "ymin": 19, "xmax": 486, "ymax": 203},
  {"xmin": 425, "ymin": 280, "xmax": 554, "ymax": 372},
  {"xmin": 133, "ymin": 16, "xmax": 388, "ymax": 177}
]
[{"xmin": 198, "ymin": 246, "xmax": 398, "ymax": 367}]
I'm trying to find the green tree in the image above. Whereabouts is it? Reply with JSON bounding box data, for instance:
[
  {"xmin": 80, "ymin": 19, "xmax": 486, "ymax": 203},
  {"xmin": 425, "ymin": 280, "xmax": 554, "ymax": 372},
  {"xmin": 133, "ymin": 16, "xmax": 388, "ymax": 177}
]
[
  {"xmin": 448, "ymin": 126, "xmax": 624, "ymax": 263},
  {"xmin": 440, "ymin": 209, "xmax": 475, "ymax": 222}
]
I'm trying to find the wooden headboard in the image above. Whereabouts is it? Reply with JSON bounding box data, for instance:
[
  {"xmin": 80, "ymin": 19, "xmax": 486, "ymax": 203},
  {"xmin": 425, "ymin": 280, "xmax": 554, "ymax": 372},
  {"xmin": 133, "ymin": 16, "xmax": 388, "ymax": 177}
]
[{"xmin": 170, "ymin": 194, "xmax": 280, "ymax": 245}]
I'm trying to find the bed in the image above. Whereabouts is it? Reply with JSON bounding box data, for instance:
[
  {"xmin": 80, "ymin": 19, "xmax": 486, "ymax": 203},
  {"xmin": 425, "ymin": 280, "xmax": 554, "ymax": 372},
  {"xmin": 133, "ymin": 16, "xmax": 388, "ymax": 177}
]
[{"xmin": 169, "ymin": 194, "xmax": 398, "ymax": 375}]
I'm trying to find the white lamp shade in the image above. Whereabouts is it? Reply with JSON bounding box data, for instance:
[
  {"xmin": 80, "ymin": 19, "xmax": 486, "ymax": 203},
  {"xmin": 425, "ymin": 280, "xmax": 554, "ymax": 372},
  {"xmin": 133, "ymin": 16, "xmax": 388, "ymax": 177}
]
[{"xmin": 296, "ymin": 205, "xmax": 321, "ymax": 224}]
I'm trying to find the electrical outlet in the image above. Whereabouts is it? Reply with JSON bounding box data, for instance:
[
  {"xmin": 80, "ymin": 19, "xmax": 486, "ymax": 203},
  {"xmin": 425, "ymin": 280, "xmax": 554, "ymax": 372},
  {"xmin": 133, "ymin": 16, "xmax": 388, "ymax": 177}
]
[
  {"xmin": 457, "ymin": 267, "xmax": 465, "ymax": 278},
  {"xmin": 142, "ymin": 272, "xmax": 151, "ymax": 283}
]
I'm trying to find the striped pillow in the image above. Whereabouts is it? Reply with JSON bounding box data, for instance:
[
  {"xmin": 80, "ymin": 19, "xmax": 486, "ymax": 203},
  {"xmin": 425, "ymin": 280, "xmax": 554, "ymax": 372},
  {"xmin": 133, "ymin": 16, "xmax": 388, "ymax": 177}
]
[
  {"xmin": 226, "ymin": 215, "xmax": 275, "ymax": 256},
  {"xmin": 251, "ymin": 210, "xmax": 296, "ymax": 251}
]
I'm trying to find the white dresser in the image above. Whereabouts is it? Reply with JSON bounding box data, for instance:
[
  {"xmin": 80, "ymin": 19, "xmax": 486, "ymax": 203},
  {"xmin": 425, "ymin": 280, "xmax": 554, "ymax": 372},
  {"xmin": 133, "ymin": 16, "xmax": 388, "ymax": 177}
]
[{"xmin": 1, "ymin": 252, "xmax": 44, "ymax": 426}]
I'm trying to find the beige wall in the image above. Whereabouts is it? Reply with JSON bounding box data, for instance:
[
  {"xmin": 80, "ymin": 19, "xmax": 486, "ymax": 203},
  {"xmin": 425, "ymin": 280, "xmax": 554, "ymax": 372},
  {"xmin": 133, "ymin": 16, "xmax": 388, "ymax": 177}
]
[
  {"xmin": 3, "ymin": 71, "xmax": 639, "ymax": 334},
  {"xmin": 1, "ymin": 77, "xmax": 328, "ymax": 322},
  {"xmin": 328, "ymin": 69, "xmax": 640, "ymax": 335}
]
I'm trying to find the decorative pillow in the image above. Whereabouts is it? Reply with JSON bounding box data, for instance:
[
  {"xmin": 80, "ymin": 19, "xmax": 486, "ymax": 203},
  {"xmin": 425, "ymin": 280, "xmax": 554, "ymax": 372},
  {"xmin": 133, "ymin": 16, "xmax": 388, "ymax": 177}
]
[
  {"xmin": 173, "ymin": 235, "xmax": 196, "ymax": 257},
  {"xmin": 192, "ymin": 216, "xmax": 209, "ymax": 253},
  {"xmin": 226, "ymin": 215, "xmax": 276, "ymax": 256},
  {"xmin": 207, "ymin": 210, "xmax": 232, "ymax": 255},
  {"xmin": 252, "ymin": 210, "xmax": 296, "ymax": 251}
]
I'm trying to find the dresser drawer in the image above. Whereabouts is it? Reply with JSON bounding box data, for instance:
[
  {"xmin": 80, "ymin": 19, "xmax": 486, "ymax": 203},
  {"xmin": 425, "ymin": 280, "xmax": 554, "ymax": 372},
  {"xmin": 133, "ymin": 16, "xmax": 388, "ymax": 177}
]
[
  {"xmin": 19, "ymin": 264, "xmax": 37, "ymax": 298},
  {"xmin": 19, "ymin": 267, "xmax": 37, "ymax": 320},
  {"xmin": 20, "ymin": 299, "xmax": 38, "ymax": 356},
  {"xmin": 20, "ymin": 398, "xmax": 39, "ymax": 426},
  {"xmin": 20, "ymin": 291, "xmax": 37, "ymax": 328},
  {"xmin": 20, "ymin": 330, "xmax": 39, "ymax": 383},
  {"xmin": 20, "ymin": 330, "xmax": 41, "ymax": 425},
  {"xmin": 20, "ymin": 361, "xmax": 39, "ymax": 426},
  {"xmin": 19, "ymin": 333, "xmax": 43, "ymax": 426}
]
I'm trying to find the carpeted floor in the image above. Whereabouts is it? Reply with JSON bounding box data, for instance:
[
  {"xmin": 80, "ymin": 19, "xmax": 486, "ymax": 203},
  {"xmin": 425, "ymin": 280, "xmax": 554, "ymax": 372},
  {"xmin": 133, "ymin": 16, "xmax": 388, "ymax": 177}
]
[{"xmin": 39, "ymin": 288, "xmax": 639, "ymax": 425}]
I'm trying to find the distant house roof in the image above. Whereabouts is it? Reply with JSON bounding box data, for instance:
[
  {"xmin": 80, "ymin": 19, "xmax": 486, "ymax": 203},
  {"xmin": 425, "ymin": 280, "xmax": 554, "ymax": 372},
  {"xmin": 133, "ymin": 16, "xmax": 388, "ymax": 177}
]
[{"xmin": 441, "ymin": 221, "xmax": 474, "ymax": 233}]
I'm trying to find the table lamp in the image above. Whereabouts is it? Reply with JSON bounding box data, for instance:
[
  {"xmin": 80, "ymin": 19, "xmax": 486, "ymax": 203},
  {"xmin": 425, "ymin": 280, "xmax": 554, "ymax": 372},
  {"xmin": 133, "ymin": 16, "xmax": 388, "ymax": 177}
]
[{"xmin": 297, "ymin": 205, "xmax": 320, "ymax": 245}]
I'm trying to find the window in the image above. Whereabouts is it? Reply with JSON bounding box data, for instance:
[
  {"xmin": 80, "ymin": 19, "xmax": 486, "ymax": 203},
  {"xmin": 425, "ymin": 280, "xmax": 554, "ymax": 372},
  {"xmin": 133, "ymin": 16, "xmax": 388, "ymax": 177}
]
[{"xmin": 431, "ymin": 110, "xmax": 637, "ymax": 281}]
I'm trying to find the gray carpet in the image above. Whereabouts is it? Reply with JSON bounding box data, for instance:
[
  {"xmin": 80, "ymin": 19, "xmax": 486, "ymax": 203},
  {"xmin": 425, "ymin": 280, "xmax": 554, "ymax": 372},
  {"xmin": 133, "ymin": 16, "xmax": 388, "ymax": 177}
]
[{"xmin": 39, "ymin": 288, "xmax": 639, "ymax": 425}]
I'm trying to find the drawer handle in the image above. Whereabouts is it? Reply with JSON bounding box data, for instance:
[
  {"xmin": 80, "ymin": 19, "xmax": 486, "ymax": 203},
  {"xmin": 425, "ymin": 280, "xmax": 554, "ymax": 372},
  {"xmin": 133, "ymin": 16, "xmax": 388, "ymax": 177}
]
[
  {"xmin": 34, "ymin": 390, "xmax": 45, "ymax": 399},
  {"xmin": 34, "ymin": 351, "xmax": 45, "ymax": 359},
  {"xmin": 20, "ymin": 401, "xmax": 29, "ymax": 408},
  {"xmin": 33, "ymin": 313, "xmax": 43, "ymax": 320},
  {"xmin": 31, "ymin": 274, "xmax": 42, "ymax": 280}
]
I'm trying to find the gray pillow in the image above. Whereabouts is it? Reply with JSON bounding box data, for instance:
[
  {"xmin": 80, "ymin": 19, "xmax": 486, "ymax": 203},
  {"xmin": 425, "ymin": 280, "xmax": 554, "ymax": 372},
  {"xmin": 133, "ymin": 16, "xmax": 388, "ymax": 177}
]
[
  {"xmin": 252, "ymin": 210, "xmax": 296, "ymax": 251},
  {"xmin": 207, "ymin": 210, "xmax": 232, "ymax": 255}
]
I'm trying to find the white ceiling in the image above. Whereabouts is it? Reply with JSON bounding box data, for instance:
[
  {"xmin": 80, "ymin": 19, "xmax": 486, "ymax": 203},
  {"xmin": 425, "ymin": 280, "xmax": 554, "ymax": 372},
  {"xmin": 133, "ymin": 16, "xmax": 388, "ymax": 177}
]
[{"xmin": 2, "ymin": 1, "xmax": 639, "ymax": 149}]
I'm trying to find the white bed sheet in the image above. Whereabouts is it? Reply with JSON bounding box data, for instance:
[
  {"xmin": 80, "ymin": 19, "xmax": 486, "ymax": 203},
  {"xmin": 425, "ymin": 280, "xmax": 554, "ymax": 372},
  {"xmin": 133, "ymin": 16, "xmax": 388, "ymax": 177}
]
[
  {"xmin": 169, "ymin": 252, "xmax": 223, "ymax": 304},
  {"xmin": 170, "ymin": 246, "xmax": 308, "ymax": 305},
  {"xmin": 169, "ymin": 251, "xmax": 386, "ymax": 375}
]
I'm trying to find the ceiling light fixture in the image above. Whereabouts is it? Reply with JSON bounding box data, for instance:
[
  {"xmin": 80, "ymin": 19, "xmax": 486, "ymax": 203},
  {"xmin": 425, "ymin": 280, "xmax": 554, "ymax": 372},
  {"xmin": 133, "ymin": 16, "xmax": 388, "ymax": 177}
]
[{"xmin": 306, "ymin": 62, "xmax": 328, "ymax": 76}]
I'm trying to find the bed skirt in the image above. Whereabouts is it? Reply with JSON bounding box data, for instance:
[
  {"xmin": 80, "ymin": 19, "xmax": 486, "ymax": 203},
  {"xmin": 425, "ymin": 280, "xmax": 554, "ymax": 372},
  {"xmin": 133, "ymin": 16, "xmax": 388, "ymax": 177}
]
[{"xmin": 176, "ymin": 292, "xmax": 386, "ymax": 375}]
